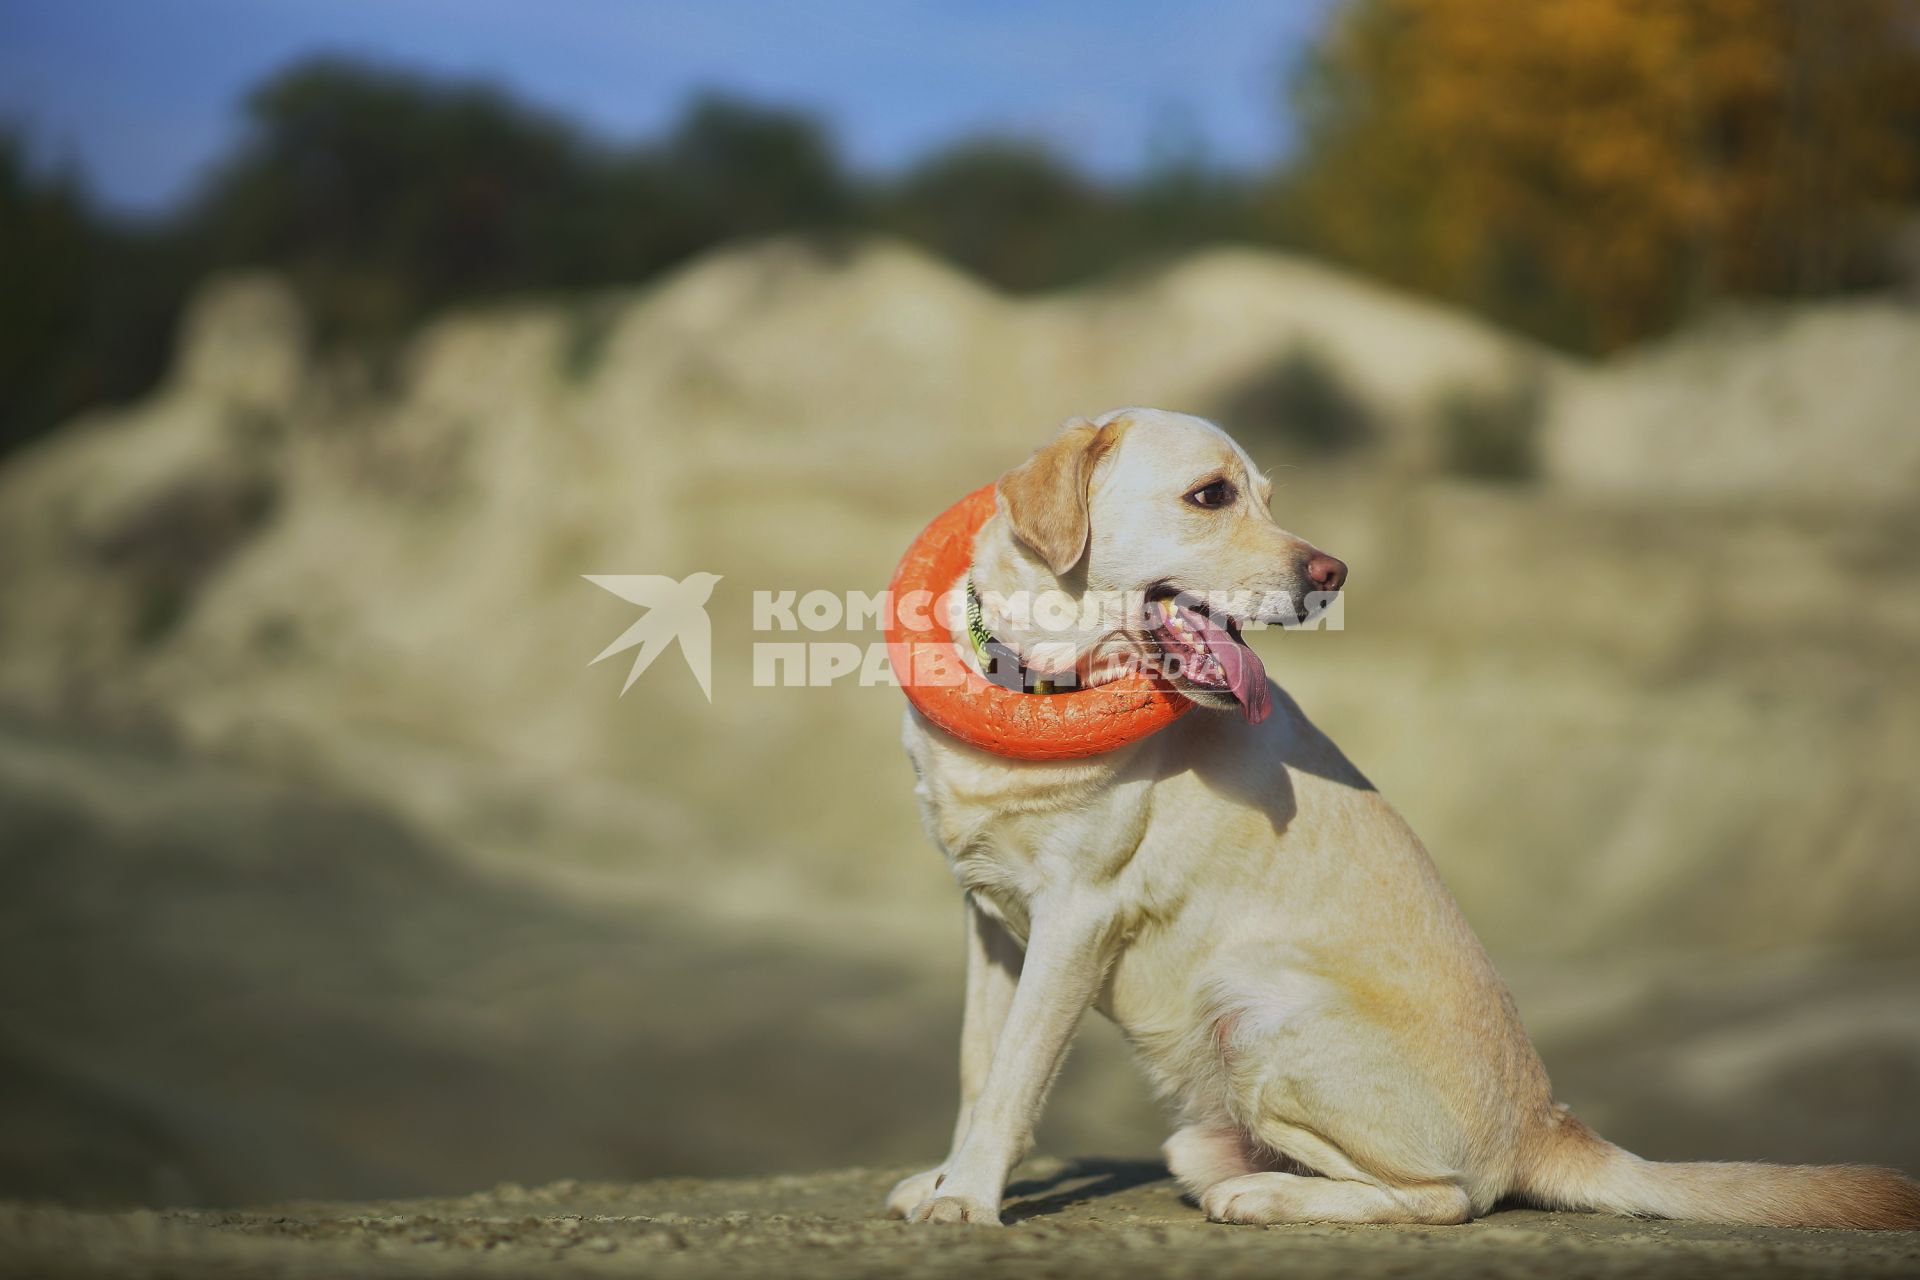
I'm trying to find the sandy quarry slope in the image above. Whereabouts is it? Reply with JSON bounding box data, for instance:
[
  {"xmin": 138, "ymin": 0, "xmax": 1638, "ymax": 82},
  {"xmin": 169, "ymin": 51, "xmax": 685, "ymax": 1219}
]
[
  {"xmin": 6, "ymin": 1162, "xmax": 1920, "ymax": 1280},
  {"xmin": 1542, "ymin": 301, "xmax": 1920, "ymax": 501},
  {"xmin": 0, "ymin": 238, "xmax": 1913, "ymax": 955}
]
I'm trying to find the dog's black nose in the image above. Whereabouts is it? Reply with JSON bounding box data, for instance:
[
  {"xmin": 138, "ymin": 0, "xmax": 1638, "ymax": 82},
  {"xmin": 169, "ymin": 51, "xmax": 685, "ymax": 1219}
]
[{"xmin": 1304, "ymin": 552, "xmax": 1347, "ymax": 592}]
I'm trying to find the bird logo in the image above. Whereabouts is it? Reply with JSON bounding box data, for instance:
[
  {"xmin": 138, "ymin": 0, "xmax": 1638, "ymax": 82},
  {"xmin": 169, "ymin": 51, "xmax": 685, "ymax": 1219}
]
[{"xmin": 584, "ymin": 572, "xmax": 723, "ymax": 700}]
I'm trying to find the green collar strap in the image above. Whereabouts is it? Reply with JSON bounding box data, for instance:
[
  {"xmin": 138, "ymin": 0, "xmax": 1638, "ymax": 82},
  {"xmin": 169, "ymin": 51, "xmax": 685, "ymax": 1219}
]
[{"xmin": 965, "ymin": 576, "xmax": 1061, "ymax": 695}]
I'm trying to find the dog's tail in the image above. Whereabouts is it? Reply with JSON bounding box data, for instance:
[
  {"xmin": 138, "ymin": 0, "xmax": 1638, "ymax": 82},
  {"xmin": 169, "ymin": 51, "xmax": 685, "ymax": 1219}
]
[{"xmin": 1513, "ymin": 1104, "xmax": 1920, "ymax": 1230}]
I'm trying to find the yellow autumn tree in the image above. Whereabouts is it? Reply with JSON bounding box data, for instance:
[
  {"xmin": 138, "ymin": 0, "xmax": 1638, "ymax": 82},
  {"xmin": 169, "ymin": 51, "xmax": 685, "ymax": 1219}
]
[{"xmin": 1284, "ymin": 0, "xmax": 1920, "ymax": 351}]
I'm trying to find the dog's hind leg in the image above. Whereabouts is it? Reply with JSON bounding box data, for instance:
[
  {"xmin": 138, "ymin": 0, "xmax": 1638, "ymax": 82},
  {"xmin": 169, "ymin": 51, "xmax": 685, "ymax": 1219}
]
[
  {"xmin": 1188, "ymin": 989, "xmax": 1491, "ymax": 1225},
  {"xmin": 1162, "ymin": 1124, "xmax": 1261, "ymax": 1201},
  {"xmin": 1201, "ymin": 1172, "xmax": 1473, "ymax": 1225}
]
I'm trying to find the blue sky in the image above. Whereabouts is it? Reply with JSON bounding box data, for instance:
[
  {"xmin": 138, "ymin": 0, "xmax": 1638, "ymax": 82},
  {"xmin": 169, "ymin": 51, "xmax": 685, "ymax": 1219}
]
[{"xmin": 0, "ymin": 0, "xmax": 1336, "ymax": 217}]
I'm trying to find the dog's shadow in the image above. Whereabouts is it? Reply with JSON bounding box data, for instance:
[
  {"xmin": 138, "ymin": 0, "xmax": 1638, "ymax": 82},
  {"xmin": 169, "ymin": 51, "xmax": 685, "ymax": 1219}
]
[{"xmin": 1001, "ymin": 1157, "xmax": 1171, "ymax": 1222}]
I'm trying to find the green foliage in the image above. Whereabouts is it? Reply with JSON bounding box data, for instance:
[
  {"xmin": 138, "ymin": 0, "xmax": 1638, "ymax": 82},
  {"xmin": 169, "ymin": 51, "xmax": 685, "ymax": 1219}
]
[
  {"xmin": 0, "ymin": 135, "xmax": 195, "ymax": 455},
  {"xmin": 884, "ymin": 139, "xmax": 1111, "ymax": 291},
  {"xmin": 666, "ymin": 95, "xmax": 852, "ymax": 237},
  {"xmin": 559, "ymin": 300, "xmax": 620, "ymax": 386},
  {"xmin": 0, "ymin": 59, "xmax": 1276, "ymax": 456},
  {"xmin": 1434, "ymin": 378, "xmax": 1543, "ymax": 481},
  {"xmin": 197, "ymin": 59, "xmax": 672, "ymax": 346},
  {"xmin": 1217, "ymin": 346, "xmax": 1378, "ymax": 455}
]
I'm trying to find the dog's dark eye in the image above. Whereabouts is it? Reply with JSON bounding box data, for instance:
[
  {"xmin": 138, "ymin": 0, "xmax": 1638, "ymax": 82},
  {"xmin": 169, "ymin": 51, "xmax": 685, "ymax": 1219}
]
[{"xmin": 1186, "ymin": 480, "xmax": 1236, "ymax": 509}]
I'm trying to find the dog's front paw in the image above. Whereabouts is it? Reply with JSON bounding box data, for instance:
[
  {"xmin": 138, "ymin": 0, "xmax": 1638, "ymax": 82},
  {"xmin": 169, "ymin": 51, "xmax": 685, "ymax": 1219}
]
[
  {"xmin": 906, "ymin": 1193, "xmax": 1002, "ymax": 1226},
  {"xmin": 884, "ymin": 1167, "xmax": 945, "ymax": 1219}
]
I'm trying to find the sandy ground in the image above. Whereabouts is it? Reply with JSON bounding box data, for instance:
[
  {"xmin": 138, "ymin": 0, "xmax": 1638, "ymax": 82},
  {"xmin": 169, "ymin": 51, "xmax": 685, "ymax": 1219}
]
[{"xmin": 6, "ymin": 1160, "xmax": 1920, "ymax": 1280}]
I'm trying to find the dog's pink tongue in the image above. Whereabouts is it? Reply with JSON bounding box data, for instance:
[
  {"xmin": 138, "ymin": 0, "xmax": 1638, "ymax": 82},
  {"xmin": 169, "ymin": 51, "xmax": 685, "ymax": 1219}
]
[{"xmin": 1182, "ymin": 605, "xmax": 1272, "ymax": 724}]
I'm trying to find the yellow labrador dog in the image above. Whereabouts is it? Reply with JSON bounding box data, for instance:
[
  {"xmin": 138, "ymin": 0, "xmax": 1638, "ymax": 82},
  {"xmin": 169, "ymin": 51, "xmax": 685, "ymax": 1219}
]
[{"xmin": 886, "ymin": 407, "xmax": 1920, "ymax": 1229}]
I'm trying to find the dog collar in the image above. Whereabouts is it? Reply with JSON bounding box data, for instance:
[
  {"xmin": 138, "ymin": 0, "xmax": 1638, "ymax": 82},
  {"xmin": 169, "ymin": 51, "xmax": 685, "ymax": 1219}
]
[
  {"xmin": 964, "ymin": 576, "xmax": 1061, "ymax": 696},
  {"xmin": 963, "ymin": 576, "xmax": 997, "ymax": 665},
  {"xmin": 885, "ymin": 484, "xmax": 1191, "ymax": 760}
]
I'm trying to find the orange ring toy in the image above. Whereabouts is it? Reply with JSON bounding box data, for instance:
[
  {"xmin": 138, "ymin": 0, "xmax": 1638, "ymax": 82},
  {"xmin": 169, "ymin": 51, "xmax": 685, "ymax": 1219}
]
[{"xmin": 885, "ymin": 484, "xmax": 1192, "ymax": 761}]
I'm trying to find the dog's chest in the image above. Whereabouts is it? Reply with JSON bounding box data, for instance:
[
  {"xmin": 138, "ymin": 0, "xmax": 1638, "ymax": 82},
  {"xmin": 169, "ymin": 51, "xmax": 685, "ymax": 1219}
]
[{"xmin": 902, "ymin": 710, "xmax": 1154, "ymax": 930}]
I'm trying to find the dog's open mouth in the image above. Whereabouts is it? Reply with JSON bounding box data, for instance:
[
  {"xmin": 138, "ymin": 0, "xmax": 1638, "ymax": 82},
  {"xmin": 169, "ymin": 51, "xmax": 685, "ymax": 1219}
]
[{"xmin": 1146, "ymin": 589, "xmax": 1272, "ymax": 724}]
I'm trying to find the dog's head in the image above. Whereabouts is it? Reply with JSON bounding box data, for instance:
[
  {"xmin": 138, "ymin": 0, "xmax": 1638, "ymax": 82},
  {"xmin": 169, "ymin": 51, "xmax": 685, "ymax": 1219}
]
[{"xmin": 990, "ymin": 408, "xmax": 1345, "ymax": 723}]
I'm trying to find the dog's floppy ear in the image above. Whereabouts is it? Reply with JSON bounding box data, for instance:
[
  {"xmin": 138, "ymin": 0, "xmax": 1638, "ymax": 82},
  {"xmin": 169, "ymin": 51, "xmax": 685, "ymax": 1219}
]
[{"xmin": 997, "ymin": 418, "xmax": 1105, "ymax": 576}]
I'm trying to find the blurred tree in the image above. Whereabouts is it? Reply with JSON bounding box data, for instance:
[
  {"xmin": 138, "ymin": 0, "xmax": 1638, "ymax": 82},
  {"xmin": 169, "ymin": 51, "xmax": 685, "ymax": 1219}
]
[
  {"xmin": 0, "ymin": 137, "xmax": 94, "ymax": 448},
  {"xmin": 887, "ymin": 138, "xmax": 1118, "ymax": 290},
  {"xmin": 188, "ymin": 61, "xmax": 862, "ymax": 348},
  {"xmin": 194, "ymin": 58, "xmax": 615, "ymax": 345},
  {"xmin": 1218, "ymin": 345, "xmax": 1379, "ymax": 455},
  {"xmin": 1284, "ymin": 0, "xmax": 1920, "ymax": 351},
  {"xmin": 0, "ymin": 136, "xmax": 191, "ymax": 454},
  {"xmin": 1127, "ymin": 109, "xmax": 1263, "ymax": 257},
  {"xmin": 0, "ymin": 64, "xmax": 867, "ymax": 453},
  {"xmin": 665, "ymin": 95, "xmax": 853, "ymax": 237}
]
